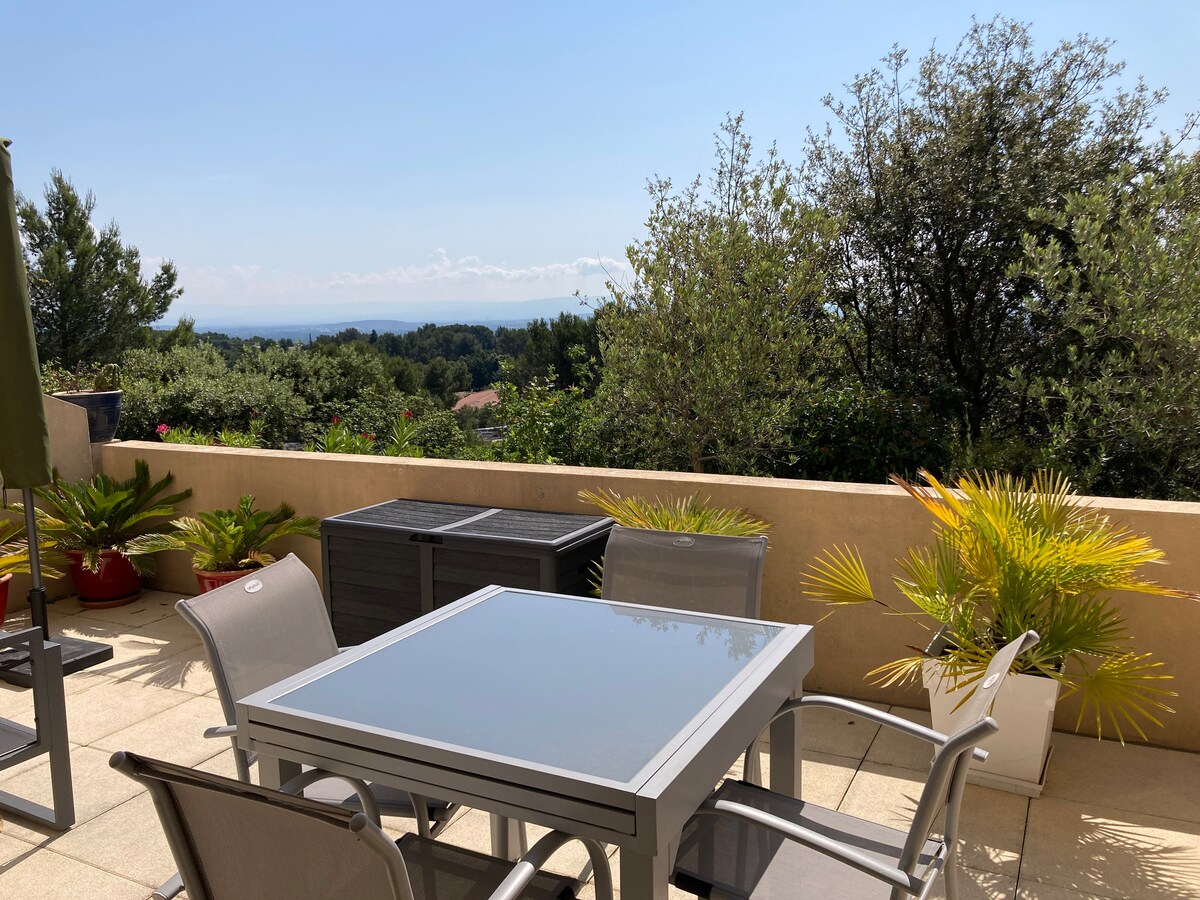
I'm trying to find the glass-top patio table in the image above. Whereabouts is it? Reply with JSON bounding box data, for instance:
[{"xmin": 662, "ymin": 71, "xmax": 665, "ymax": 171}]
[{"xmin": 236, "ymin": 585, "xmax": 814, "ymax": 899}]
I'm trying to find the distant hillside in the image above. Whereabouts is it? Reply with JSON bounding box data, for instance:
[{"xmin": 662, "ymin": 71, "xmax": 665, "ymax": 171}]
[{"xmin": 180, "ymin": 296, "xmax": 593, "ymax": 340}]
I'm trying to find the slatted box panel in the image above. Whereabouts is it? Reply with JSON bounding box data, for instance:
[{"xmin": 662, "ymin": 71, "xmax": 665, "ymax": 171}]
[{"xmin": 322, "ymin": 499, "xmax": 612, "ymax": 645}]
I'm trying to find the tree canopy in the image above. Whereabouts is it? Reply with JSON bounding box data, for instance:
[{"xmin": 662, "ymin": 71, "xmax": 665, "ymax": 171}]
[
  {"xmin": 19, "ymin": 171, "xmax": 182, "ymax": 369},
  {"xmin": 807, "ymin": 16, "xmax": 1174, "ymax": 445}
]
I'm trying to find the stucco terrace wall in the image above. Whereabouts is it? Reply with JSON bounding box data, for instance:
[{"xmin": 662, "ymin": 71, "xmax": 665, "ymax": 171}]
[{"xmin": 102, "ymin": 441, "xmax": 1200, "ymax": 752}]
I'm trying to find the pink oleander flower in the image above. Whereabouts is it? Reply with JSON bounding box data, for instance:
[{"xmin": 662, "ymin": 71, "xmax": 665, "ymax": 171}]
[
  {"xmin": 155, "ymin": 424, "xmax": 170, "ymax": 435},
  {"xmin": 403, "ymin": 410, "xmax": 414, "ymax": 419},
  {"xmin": 331, "ymin": 415, "xmax": 341, "ymax": 424}
]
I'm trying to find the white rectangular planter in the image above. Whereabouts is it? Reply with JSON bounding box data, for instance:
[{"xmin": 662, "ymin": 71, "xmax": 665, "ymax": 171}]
[{"xmin": 922, "ymin": 659, "xmax": 1059, "ymax": 797}]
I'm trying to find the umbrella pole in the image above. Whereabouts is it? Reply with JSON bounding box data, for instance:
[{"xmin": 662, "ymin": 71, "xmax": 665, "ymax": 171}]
[{"xmin": 23, "ymin": 486, "xmax": 49, "ymax": 640}]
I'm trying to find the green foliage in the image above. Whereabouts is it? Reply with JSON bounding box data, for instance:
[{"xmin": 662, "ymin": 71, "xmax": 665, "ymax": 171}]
[
  {"xmin": 380, "ymin": 413, "xmax": 423, "ymax": 458},
  {"xmin": 119, "ymin": 345, "xmax": 307, "ymax": 445},
  {"xmin": 0, "ymin": 518, "xmax": 65, "ymax": 579},
  {"xmin": 579, "ymin": 489, "xmax": 771, "ymax": 536},
  {"xmin": 304, "ymin": 422, "xmax": 378, "ymax": 455},
  {"xmin": 128, "ymin": 494, "xmax": 319, "ymax": 573},
  {"xmin": 22, "ymin": 460, "xmax": 192, "ymax": 575},
  {"xmin": 159, "ymin": 425, "xmax": 215, "ymax": 446},
  {"xmin": 493, "ymin": 361, "xmax": 601, "ymax": 466},
  {"xmin": 807, "ymin": 16, "xmax": 1171, "ymax": 445},
  {"xmin": 596, "ymin": 114, "xmax": 835, "ymax": 475},
  {"xmin": 19, "ymin": 171, "xmax": 182, "ymax": 369},
  {"xmin": 41, "ymin": 362, "xmax": 121, "ymax": 393},
  {"xmin": 783, "ymin": 387, "xmax": 949, "ymax": 482},
  {"xmin": 412, "ymin": 410, "xmax": 469, "ymax": 458},
  {"xmin": 1017, "ymin": 157, "xmax": 1200, "ymax": 499},
  {"xmin": 803, "ymin": 469, "xmax": 1196, "ymax": 741}
]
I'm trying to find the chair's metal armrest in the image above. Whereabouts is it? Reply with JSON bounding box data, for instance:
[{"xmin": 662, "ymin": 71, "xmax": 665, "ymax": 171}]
[
  {"xmin": 697, "ymin": 797, "xmax": 923, "ymax": 895},
  {"xmin": 769, "ymin": 695, "xmax": 988, "ymax": 763},
  {"xmin": 202, "ymin": 724, "xmax": 238, "ymax": 740},
  {"xmin": 488, "ymin": 830, "xmax": 614, "ymax": 900},
  {"xmin": 280, "ymin": 769, "xmax": 381, "ymax": 825}
]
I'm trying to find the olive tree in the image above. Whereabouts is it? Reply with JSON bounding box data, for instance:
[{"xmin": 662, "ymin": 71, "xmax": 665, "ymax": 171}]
[{"xmin": 807, "ymin": 16, "xmax": 1175, "ymax": 446}]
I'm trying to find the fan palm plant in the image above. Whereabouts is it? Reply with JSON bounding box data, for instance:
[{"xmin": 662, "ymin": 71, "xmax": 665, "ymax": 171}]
[
  {"xmin": 129, "ymin": 494, "xmax": 319, "ymax": 574},
  {"xmin": 803, "ymin": 468, "xmax": 1194, "ymax": 742}
]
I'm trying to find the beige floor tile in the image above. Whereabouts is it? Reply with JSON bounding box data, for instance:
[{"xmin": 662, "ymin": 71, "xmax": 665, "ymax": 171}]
[
  {"xmin": 865, "ymin": 705, "xmax": 938, "ymax": 770},
  {"xmin": 1020, "ymin": 796, "xmax": 1200, "ymax": 900},
  {"xmin": 133, "ymin": 611, "xmax": 202, "ymax": 646},
  {"xmin": 929, "ymin": 866, "xmax": 1017, "ymax": 899},
  {"xmin": 799, "ymin": 694, "xmax": 887, "ymax": 758},
  {"xmin": 58, "ymin": 678, "xmax": 189, "ymax": 746},
  {"xmin": 70, "ymin": 591, "xmax": 179, "ymax": 629},
  {"xmin": 1017, "ymin": 882, "xmax": 1110, "ymax": 899},
  {"xmin": 55, "ymin": 618, "xmax": 175, "ymax": 672},
  {"xmin": 101, "ymin": 644, "xmax": 214, "ymax": 695},
  {"xmin": 0, "ymin": 831, "xmax": 40, "ymax": 866},
  {"xmin": 0, "ymin": 845, "xmax": 149, "ymax": 899},
  {"xmin": 0, "ymin": 746, "xmax": 145, "ymax": 843},
  {"xmin": 47, "ymin": 792, "xmax": 177, "ymax": 889},
  {"xmin": 92, "ymin": 694, "xmax": 226, "ymax": 765},
  {"xmin": 191, "ymin": 748, "xmax": 241, "ymax": 780},
  {"xmin": 1040, "ymin": 733, "xmax": 1200, "ymax": 826},
  {"xmin": 838, "ymin": 761, "xmax": 1028, "ymax": 878}
]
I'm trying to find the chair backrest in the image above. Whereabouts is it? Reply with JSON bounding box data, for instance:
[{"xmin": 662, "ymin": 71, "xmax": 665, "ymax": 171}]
[
  {"xmin": 900, "ymin": 630, "xmax": 1041, "ymax": 873},
  {"xmin": 110, "ymin": 750, "xmax": 411, "ymax": 900},
  {"xmin": 600, "ymin": 525, "xmax": 768, "ymax": 619},
  {"xmin": 176, "ymin": 553, "xmax": 339, "ymax": 733}
]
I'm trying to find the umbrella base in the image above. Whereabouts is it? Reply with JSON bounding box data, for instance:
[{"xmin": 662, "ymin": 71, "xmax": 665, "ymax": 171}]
[{"xmin": 0, "ymin": 635, "xmax": 114, "ymax": 686}]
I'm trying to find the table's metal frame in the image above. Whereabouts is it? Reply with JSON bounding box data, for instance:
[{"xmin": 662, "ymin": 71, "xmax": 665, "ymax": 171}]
[{"xmin": 236, "ymin": 585, "xmax": 813, "ymax": 899}]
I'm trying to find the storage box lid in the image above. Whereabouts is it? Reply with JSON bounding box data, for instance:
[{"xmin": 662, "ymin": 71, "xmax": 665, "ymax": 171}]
[{"xmin": 324, "ymin": 499, "xmax": 612, "ymax": 547}]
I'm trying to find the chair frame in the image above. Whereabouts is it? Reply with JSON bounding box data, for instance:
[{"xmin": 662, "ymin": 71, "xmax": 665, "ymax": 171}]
[
  {"xmin": 680, "ymin": 631, "xmax": 1041, "ymax": 900},
  {"xmin": 111, "ymin": 750, "xmax": 613, "ymax": 900},
  {"xmin": 0, "ymin": 626, "xmax": 74, "ymax": 829}
]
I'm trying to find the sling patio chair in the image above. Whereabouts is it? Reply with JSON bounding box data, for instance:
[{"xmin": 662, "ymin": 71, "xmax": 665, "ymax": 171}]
[
  {"xmin": 0, "ymin": 626, "xmax": 74, "ymax": 830},
  {"xmin": 111, "ymin": 750, "xmax": 613, "ymax": 900},
  {"xmin": 599, "ymin": 525, "xmax": 768, "ymax": 618},
  {"xmin": 157, "ymin": 554, "xmax": 461, "ymax": 899},
  {"xmin": 670, "ymin": 630, "xmax": 1041, "ymax": 900}
]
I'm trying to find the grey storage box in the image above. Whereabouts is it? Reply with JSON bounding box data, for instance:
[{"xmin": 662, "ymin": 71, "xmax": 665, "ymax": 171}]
[{"xmin": 321, "ymin": 499, "xmax": 613, "ymax": 644}]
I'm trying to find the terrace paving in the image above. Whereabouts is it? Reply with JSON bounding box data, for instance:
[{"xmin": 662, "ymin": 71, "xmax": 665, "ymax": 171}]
[{"xmin": 1, "ymin": 590, "xmax": 1198, "ymax": 899}]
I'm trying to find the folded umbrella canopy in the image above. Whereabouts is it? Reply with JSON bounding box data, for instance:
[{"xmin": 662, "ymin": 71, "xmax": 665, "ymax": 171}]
[{"xmin": 0, "ymin": 138, "xmax": 110, "ymax": 681}]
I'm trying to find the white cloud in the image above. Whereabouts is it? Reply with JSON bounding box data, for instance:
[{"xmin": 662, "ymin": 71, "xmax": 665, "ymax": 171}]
[{"xmin": 328, "ymin": 249, "xmax": 628, "ymax": 288}]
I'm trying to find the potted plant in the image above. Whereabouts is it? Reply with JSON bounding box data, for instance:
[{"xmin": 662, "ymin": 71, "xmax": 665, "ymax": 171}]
[
  {"xmin": 42, "ymin": 362, "xmax": 123, "ymax": 443},
  {"xmin": 17, "ymin": 460, "xmax": 192, "ymax": 607},
  {"xmin": 128, "ymin": 494, "xmax": 320, "ymax": 593},
  {"xmin": 578, "ymin": 488, "xmax": 770, "ymax": 591},
  {"xmin": 802, "ymin": 469, "xmax": 1193, "ymax": 796},
  {"xmin": 0, "ymin": 519, "xmax": 66, "ymax": 626}
]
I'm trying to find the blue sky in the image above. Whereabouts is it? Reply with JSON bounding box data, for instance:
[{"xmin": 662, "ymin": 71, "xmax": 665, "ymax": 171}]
[{"xmin": 6, "ymin": 1, "xmax": 1198, "ymax": 326}]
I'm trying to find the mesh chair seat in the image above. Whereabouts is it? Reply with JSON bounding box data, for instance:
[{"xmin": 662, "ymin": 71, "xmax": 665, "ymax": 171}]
[
  {"xmin": 0, "ymin": 717, "xmax": 36, "ymax": 758},
  {"xmin": 673, "ymin": 780, "xmax": 939, "ymax": 899}
]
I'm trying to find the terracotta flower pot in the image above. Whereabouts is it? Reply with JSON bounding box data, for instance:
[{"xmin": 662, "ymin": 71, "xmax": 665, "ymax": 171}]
[
  {"xmin": 0, "ymin": 573, "xmax": 10, "ymax": 627},
  {"xmin": 194, "ymin": 568, "xmax": 258, "ymax": 593},
  {"xmin": 66, "ymin": 549, "xmax": 141, "ymax": 607}
]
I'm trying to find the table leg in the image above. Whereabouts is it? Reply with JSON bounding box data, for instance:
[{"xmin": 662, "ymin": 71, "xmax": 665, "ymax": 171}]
[
  {"xmin": 256, "ymin": 752, "xmax": 303, "ymax": 791},
  {"xmin": 489, "ymin": 814, "xmax": 528, "ymax": 861},
  {"xmin": 619, "ymin": 847, "xmax": 671, "ymax": 900},
  {"xmin": 769, "ymin": 697, "xmax": 803, "ymax": 799}
]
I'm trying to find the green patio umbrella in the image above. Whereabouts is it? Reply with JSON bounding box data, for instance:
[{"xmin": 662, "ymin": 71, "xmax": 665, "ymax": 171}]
[
  {"xmin": 0, "ymin": 139, "xmax": 109, "ymax": 682},
  {"xmin": 0, "ymin": 137, "xmax": 53, "ymax": 639}
]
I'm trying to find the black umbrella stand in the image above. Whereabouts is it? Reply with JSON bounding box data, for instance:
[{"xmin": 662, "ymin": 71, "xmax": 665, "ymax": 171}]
[{"xmin": 0, "ymin": 488, "xmax": 113, "ymax": 686}]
